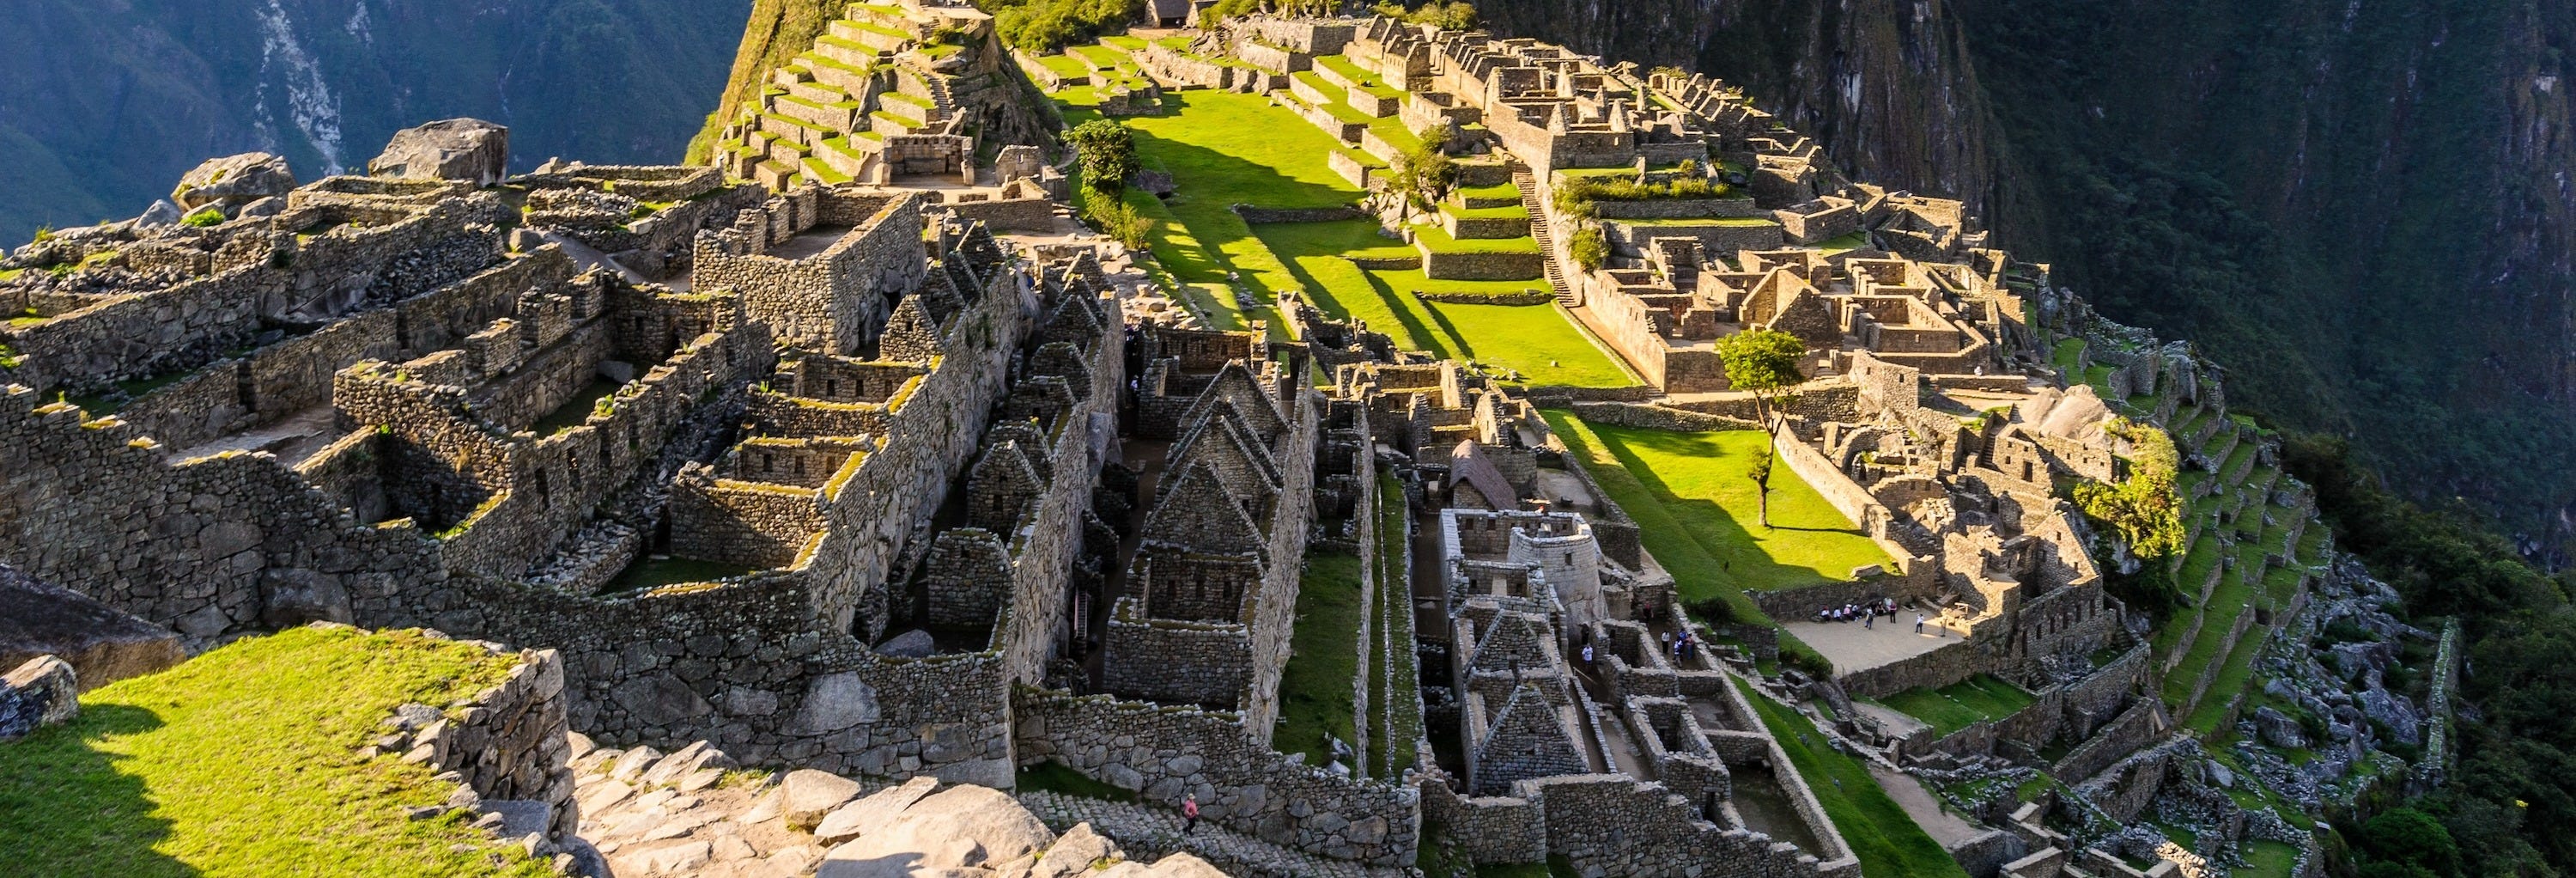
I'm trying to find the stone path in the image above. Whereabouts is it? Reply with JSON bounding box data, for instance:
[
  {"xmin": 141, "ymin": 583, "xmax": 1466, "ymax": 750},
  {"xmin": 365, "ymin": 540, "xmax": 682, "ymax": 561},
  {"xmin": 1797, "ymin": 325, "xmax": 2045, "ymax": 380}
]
[
  {"xmin": 1870, "ymin": 765, "xmax": 1988, "ymax": 846},
  {"xmin": 1016, "ymin": 790, "xmax": 1411, "ymax": 878}
]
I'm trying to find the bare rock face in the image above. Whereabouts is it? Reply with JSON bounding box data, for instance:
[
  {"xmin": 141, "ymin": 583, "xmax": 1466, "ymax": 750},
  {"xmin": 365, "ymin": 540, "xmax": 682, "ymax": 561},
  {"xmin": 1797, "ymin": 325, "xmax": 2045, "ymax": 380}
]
[
  {"xmin": 0, "ymin": 655, "xmax": 79, "ymax": 741},
  {"xmin": 370, "ymin": 119, "xmax": 510, "ymax": 186},
  {"xmin": 0, "ymin": 564, "xmax": 184, "ymax": 690},
  {"xmin": 171, "ymin": 153, "xmax": 298, "ymax": 213}
]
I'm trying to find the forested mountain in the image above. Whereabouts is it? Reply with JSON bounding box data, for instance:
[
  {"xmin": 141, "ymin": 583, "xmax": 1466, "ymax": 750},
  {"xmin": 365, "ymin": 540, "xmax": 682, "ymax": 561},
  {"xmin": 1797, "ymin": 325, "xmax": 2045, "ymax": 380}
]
[
  {"xmin": 1472, "ymin": 0, "xmax": 2576, "ymax": 554},
  {"xmin": 0, "ymin": 0, "xmax": 750, "ymax": 244}
]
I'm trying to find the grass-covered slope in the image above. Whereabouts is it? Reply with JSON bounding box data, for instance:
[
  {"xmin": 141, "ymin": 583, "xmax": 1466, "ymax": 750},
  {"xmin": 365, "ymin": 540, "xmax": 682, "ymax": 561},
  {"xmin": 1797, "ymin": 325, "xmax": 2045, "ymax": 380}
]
[{"xmin": 0, "ymin": 625, "xmax": 551, "ymax": 878}]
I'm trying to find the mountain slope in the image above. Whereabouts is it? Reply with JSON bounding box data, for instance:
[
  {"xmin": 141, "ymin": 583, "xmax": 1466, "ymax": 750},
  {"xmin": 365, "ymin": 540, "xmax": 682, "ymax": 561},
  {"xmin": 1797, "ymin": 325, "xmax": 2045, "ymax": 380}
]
[
  {"xmin": 0, "ymin": 0, "xmax": 751, "ymax": 244},
  {"xmin": 1476, "ymin": 0, "xmax": 2576, "ymax": 547}
]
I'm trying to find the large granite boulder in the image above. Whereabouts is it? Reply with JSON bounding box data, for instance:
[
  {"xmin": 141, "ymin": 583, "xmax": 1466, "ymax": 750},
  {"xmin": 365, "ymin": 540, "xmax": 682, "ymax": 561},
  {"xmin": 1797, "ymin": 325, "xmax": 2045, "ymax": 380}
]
[
  {"xmin": 171, "ymin": 153, "xmax": 298, "ymax": 214},
  {"xmin": 0, "ymin": 564, "xmax": 184, "ymax": 690},
  {"xmin": 370, "ymin": 119, "xmax": 510, "ymax": 186},
  {"xmin": 817, "ymin": 784, "xmax": 1055, "ymax": 876},
  {"xmin": 0, "ymin": 655, "xmax": 79, "ymax": 741}
]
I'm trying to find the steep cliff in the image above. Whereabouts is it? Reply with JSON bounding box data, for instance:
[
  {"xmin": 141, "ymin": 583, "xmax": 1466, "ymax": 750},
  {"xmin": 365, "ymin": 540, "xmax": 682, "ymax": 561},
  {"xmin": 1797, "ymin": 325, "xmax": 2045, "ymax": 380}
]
[
  {"xmin": 0, "ymin": 0, "xmax": 750, "ymax": 245},
  {"xmin": 1480, "ymin": 0, "xmax": 2576, "ymax": 544}
]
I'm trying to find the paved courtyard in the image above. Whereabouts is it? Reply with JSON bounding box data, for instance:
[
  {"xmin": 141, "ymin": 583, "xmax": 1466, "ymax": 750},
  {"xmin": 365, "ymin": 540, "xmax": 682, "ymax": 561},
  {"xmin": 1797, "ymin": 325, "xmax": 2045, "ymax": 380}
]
[{"xmin": 1783, "ymin": 616, "xmax": 1965, "ymax": 675}]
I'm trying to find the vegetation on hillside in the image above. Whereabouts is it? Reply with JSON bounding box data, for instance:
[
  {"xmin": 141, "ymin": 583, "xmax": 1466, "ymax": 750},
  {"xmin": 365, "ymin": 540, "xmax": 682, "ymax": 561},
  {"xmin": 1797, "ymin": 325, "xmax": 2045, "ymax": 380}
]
[
  {"xmin": 1957, "ymin": 0, "xmax": 2576, "ymax": 544},
  {"xmin": 985, "ymin": 0, "xmax": 1143, "ymax": 53},
  {"xmin": 2072, "ymin": 418, "xmax": 2185, "ymax": 560},
  {"xmin": 1370, "ymin": 1, "xmax": 1479, "ymax": 30},
  {"xmin": 2284, "ymin": 433, "xmax": 2576, "ymax": 877},
  {"xmin": 0, "ymin": 626, "xmax": 548, "ymax": 877}
]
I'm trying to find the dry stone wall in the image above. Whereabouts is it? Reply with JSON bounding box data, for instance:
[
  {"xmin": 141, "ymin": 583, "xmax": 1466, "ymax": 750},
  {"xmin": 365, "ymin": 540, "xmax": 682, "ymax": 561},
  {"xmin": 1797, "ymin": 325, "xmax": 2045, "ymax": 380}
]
[{"xmin": 1013, "ymin": 686, "xmax": 1419, "ymax": 867}]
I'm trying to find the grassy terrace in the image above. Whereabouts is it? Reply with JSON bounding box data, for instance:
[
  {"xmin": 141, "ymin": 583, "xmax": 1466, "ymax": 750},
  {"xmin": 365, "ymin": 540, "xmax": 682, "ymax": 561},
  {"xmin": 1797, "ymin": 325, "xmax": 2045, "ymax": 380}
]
[
  {"xmin": 2160, "ymin": 546, "xmax": 2266, "ymax": 706},
  {"xmin": 1368, "ymin": 473, "xmax": 1421, "ymax": 774},
  {"xmin": 0, "ymin": 627, "xmax": 553, "ymax": 877},
  {"xmin": 1058, "ymin": 82, "xmax": 1631, "ymax": 388},
  {"xmin": 1541, "ymin": 413, "xmax": 1894, "ymax": 598},
  {"xmin": 1873, "ymin": 674, "xmax": 2038, "ymax": 737},
  {"xmin": 1411, "ymin": 223, "xmax": 1540, "ymax": 254},
  {"xmin": 1277, "ymin": 550, "xmax": 1366, "ymax": 766},
  {"xmin": 1739, "ymin": 680, "xmax": 1970, "ymax": 878}
]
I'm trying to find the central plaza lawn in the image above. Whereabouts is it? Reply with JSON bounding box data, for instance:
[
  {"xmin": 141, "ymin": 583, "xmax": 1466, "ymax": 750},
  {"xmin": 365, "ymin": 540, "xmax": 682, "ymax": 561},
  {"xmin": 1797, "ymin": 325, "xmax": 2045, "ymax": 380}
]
[
  {"xmin": 0, "ymin": 626, "xmax": 553, "ymax": 878},
  {"xmin": 1057, "ymin": 82, "xmax": 1634, "ymax": 387},
  {"xmin": 1541, "ymin": 412, "xmax": 1893, "ymax": 600}
]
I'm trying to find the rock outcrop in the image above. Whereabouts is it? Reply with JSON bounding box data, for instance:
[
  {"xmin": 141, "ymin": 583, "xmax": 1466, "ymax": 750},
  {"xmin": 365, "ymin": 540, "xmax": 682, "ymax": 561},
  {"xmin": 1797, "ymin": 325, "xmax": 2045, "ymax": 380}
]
[
  {"xmin": 0, "ymin": 564, "xmax": 183, "ymax": 690},
  {"xmin": 370, "ymin": 119, "xmax": 511, "ymax": 186}
]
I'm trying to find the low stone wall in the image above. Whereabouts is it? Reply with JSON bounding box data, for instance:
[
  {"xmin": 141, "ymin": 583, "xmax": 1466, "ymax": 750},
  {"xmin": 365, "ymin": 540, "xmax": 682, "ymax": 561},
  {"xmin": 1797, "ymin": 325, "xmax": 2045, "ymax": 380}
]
[
  {"xmin": 1602, "ymin": 219, "xmax": 1783, "ymax": 258},
  {"xmin": 1590, "ymin": 198, "xmax": 1762, "ymax": 220},
  {"xmin": 1421, "ymin": 781, "xmax": 1548, "ymax": 864},
  {"xmin": 1327, "ymin": 151, "xmax": 1379, "ymax": 189},
  {"xmin": 1414, "ymin": 290, "xmax": 1553, "ymax": 306},
  {"xmin": 1420, "ymin": 249, "xmax": 1544, "ymax": 282},
  {"xmin": 2050, "ymin": 699, "xmax": 2166, "ymax": 783},
  {"xmin": 1521, "ymin": 773, "xmax": 1859, "ymax": 878},
  {"xmin": 1232, "ymin": 205, "xmax": 1366, "ymax": 223},
  {"xmin": 1101, "ymin": 598, "xmax": 1253, "ymax": 707},
  {"xmin": 403, "ymin": 631, "xmax": 583, "ymax": 839},
  {"xmin": 1568, "ymin": 401, "xmax": 1756, "ymax": 432},
  {"xmin": 1836, "ymin": 639, "xmax": 1989, "ymax": 698},
  {"xmin": 1013, "ymin": 686, "xmax": 1420, "ymax": 866}
]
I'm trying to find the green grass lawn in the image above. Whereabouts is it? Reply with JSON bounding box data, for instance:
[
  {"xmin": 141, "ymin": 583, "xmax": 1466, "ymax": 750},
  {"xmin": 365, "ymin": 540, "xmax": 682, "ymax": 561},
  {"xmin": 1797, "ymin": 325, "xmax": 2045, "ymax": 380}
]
[
  {"xmin": 1541, "ymin": 413, "xmax": 1893, "ymax": 595},
  {"xmin": 1259, "ymin": 222, "xmax": 1631, "ymax": 387},
  {"xmin": 0, "ymin": 626, "xmax": 554, "ymax": 878},
  {"xmin": 1738, "ymin": 679, "xmax": 1970, "ymax": 878},
  {"xmin": 1276, "ymin": 551, "xmax": 1366, "ymax": 766},
  {"xmin": 607, "ymin": 556, "xmax": 758, "ymax": 594},
  {"xmin": 1370, "ymin": 473, "xmax": 1421, "ymax": 775},
  {"xmin": 1060, "ymin": 88, "xmax": 1362, "ymax": 334},
  {"xmin": 1873, "ymin": 674, "xmax": 2038, "ymax": 736},
  {"xmin": 1056, "ymin": 83, "xmax": 1631, "ymax": 387}
]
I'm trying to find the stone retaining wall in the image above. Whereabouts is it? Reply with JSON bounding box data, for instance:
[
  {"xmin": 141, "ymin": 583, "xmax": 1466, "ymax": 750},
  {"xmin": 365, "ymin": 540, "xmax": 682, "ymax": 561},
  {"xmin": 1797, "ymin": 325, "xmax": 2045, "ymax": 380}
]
[
  {"xmin": 1419, "ymin": 249, "xmax": 1544, "ymax": 282},
  {"xmin": 1012, "ymin": 686, "xmax": 1419, "ymax": 866}
]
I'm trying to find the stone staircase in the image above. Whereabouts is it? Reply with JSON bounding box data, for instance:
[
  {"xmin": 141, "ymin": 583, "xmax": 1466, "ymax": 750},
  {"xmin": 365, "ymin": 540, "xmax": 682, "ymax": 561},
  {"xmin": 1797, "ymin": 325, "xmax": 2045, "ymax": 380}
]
[
  {"xmin": 1513, "ymin": 169, "xmax": 1577, "ymax": 306},
  {"xmin": 1015, "ymin": 790, "xmax": 1410, "ymax": 878},
  {"xmin": 897, "ymin": 58, "xmax": 959, "ymax": 125}
]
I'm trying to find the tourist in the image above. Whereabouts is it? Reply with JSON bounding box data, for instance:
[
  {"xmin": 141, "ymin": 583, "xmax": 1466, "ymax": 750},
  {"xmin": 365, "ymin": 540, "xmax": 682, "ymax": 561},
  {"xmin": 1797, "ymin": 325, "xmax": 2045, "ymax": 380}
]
[
  {"xmin": 1582, "ymin": 643, "xmax": 1595, "ymax": 665},
  {"xmin": 1914, "ymin": 613, "xmax": 1924, "ymax": 634},
  {"xmin": 1864, "ymin": 611, "xmax": 1873, "ymax": 630},
  {"xmin": 1182, "ymin": 794, "xmax": 1200, "ymax": 835}
]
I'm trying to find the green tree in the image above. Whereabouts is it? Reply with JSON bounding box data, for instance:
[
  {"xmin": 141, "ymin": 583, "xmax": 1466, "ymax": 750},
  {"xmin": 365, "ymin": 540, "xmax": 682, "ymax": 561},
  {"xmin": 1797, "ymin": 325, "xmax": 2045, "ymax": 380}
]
[
  {"xmin": 2360, "ymin": 808, "xmax": 2463, "ymax": 878},
  {"xmin": 1715, "ymin": 328, "xmax": 1806, "ymax": 527},
  {"xmin": 1388, "ymin": 125, "xmax": 1455, "ymax": 204},
  {"xmin": 1064, "ymin": 119, "xmax": 1138, "ymax": 198},
  {"xmin": 2070, "ymin": 418, "xmax": 2184, "ymax": 560}
]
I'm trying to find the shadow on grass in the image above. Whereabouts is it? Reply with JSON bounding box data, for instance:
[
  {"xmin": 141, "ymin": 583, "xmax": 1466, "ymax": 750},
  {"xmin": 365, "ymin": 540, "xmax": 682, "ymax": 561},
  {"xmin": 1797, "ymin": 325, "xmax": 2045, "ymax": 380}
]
[
  {"xmin": 0, "ymin": 704, "xmax": 197, "ymax": 877},
  {"xmin": 1593, "ymin": 430, "xmax": 1843, "ymax": 593}
]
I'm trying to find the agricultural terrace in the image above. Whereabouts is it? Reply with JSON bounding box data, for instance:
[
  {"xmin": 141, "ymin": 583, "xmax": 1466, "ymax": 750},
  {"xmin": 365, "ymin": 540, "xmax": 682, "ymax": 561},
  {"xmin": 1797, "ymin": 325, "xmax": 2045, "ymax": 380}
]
[{"xmin": 1049, "ymin": 44, "xmax": 1632, "ymax": 387}]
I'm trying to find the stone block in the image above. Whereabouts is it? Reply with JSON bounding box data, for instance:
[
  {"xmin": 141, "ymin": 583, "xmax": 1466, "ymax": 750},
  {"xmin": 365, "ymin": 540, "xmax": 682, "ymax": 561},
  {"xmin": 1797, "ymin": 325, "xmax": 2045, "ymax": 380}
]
[{"xmin": 0, "ymin": 655, "xmax": 79, "ymax": 741}]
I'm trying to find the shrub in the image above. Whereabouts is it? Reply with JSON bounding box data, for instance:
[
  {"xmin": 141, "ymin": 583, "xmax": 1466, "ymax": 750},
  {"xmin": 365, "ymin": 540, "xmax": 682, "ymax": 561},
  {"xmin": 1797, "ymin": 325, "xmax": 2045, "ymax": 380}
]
[
  {"xmin": 1568, "ymin": 225, "xmax": 1608, "ymax": 271},
  {"xmin": 1387, "ymin": 125, "xmax": 1455, "ymax": 204},
  {"xmin": 1552, "ymin": 174, "xmax": 1729, "ymax": 211},
  {"xmin": 2070, "ymin": 418, "xmax": 2184, "ymax": 559},
  {"xmin": 181, "ymin": 207, "xmax": 225, "ymax": 228},
  {"xmin": 1084, "ymin": 195, "xmax": 1151, "ymax": 250}
]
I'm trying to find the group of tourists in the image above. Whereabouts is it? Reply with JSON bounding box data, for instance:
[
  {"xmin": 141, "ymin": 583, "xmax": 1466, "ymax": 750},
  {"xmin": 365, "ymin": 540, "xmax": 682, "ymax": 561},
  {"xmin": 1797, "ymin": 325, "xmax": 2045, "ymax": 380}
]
[{"xmin": 1816, "ymin": 597, "xmax": 1899, "ymax": 625}]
